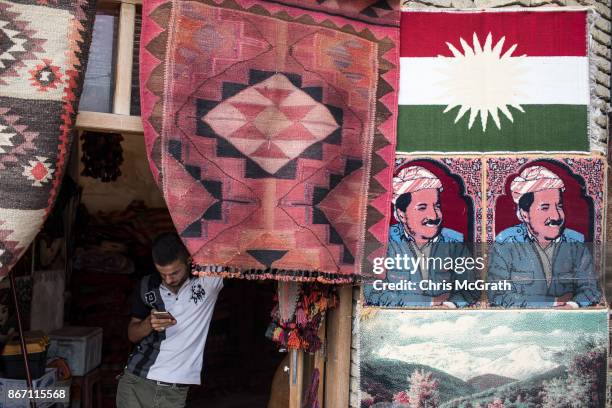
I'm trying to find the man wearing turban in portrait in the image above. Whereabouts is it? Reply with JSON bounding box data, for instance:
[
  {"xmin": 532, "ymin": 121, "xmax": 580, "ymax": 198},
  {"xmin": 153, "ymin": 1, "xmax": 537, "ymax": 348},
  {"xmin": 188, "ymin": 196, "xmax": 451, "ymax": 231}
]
[
  {"xmin": 487, "ymin": 165, "xmax": 602, "ymax": 308},
  {"xmin": 365, "ymin": 165, "xmax": 479, "ymax": 307}
]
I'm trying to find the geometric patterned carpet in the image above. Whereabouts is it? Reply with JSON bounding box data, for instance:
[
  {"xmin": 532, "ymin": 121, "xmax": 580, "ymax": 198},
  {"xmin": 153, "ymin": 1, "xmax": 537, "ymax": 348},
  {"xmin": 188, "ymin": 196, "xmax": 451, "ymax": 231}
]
[
  {"xmin": 141, "ymin": 0, "xmax": 401, "ymax": 283},
  {"xmin": 0, "ymin": 0, "xmax": 95, "ymax": 278}
]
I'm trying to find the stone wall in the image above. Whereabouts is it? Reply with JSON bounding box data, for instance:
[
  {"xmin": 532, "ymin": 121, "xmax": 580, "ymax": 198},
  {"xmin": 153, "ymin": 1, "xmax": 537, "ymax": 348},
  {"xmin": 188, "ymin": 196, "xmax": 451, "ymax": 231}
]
[{"xmin": 349, "ymin": 1, "xmax": 611, "ymax": 406}]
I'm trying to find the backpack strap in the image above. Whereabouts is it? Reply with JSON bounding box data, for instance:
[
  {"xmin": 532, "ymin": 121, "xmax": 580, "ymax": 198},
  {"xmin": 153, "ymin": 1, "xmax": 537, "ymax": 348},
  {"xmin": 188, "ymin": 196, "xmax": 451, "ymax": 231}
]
[{"xmin": 140, "ymin": 275, "xmax": 164, "ymax": 311}]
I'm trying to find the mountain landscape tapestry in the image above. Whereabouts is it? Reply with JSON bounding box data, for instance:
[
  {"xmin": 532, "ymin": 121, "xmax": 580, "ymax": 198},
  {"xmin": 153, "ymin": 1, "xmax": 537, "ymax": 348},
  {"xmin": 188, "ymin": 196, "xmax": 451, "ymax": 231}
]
[
  {"xmin": 359, "ymin": 309, "xmax": 608, "ymax": 407},
  {"xmin": 140, "ymin": 0, "xmax": 400, "ymax": 282},
  {"xmin": 397, "ymin": 10, "xmax": 590, "ymax": 153},
  {"xmin": 0, "ymin": 0, "xmax": 95, "ymax": 278}
]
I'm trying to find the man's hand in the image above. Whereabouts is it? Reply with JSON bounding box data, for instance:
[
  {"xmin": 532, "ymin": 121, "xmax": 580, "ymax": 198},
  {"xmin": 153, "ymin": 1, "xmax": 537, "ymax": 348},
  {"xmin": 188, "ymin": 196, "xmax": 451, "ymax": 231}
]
[
  {"xmin": 150, "ymin": 310, "xmax": 177, "ymax": 332},
  {"xmin": 127, "ymin": 309, "xmax": 178, "ymax": 343}
]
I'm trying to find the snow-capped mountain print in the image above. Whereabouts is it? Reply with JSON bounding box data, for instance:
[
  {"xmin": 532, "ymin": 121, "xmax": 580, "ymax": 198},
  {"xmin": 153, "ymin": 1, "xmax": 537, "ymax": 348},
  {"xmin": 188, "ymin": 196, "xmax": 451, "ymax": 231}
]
[{"xmin": 360, "ymin": 309, "xmax": 608, "ymax": 408}]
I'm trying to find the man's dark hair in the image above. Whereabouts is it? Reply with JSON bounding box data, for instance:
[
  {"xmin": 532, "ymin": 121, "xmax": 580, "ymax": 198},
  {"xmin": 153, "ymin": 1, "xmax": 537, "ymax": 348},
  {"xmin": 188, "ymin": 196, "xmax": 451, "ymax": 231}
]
[
  {"xmin": 395, "ymin": 192, "xmax": 412, "ymax": 213},
  {"xmin": 152, "ymin": 233, "xmax": 189, "ymax": 266},
  {"xmin": 518, "ymin": 192, "xmax": 535, "ymax": 212}
]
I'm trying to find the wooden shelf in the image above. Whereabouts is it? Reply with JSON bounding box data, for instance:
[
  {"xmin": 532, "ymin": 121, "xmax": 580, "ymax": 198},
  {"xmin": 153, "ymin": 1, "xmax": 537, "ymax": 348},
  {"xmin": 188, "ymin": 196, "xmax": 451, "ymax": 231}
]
[
  {"xmin": 76, "ymin": 111, "xmax": 143, "ymax": 134},
  {"xmin": 113, "ymin": 2, "xmax": 137, "ymax": 115},
  {"xmin": 77, "ymin": 0, "xmax": 142, "ymax": 135}
]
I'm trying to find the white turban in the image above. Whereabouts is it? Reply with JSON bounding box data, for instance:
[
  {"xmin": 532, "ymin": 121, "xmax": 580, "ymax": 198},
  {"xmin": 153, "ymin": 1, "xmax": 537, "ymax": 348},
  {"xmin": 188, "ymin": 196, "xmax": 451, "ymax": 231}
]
[
  {"xmin": 510, "ymin": 166, "xmax": 565, "ymax": 204},
  {"xmin": 392, "ymin": 166, "xmax": 442, "ymax": 204}
]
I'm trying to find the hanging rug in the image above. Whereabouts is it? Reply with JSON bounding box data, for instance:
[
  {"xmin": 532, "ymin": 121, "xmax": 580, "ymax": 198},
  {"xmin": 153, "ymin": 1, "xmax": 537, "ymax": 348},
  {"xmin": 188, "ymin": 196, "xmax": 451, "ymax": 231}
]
[
  {"xmin": 140, "ymin": 0, "xmax": 400, "ymax": 282},
  {"xmin": 0, "ymin": 0, "xmax": 96, "ymax": 278}
]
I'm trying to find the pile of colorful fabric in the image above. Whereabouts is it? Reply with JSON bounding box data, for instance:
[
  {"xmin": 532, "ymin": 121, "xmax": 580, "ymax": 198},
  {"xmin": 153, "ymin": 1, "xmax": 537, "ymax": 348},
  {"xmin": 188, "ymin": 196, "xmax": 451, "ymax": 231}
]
[{"xmin": 267, "ymin": 282, "xmax": 337, "ymax": 353}]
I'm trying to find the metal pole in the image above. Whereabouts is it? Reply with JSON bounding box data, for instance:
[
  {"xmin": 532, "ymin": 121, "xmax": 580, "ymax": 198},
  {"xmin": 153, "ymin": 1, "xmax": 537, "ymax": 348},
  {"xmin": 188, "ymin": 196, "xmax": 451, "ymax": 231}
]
[{"xmin": 9, "ymin": 271, "xmax": 35, "ymax": 408}]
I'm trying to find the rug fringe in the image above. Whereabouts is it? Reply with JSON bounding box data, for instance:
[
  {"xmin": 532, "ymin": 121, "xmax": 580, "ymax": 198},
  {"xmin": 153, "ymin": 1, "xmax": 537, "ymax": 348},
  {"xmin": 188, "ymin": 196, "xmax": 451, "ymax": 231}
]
[{"xmin": 192, "ymin": 263, "xmax": 357, "ymax": 284}]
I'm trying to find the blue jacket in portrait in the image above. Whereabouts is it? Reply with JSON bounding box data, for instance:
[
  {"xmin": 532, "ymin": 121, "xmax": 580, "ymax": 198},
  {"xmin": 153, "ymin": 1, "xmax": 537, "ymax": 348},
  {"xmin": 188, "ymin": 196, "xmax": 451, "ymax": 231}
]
[
  {"xmin": 363, "ymin": 223, "xmax": 480, "ymax": 307},
  {"xmin": 487, "ymin": 223, "xmax": 602, "ymax": 308}
]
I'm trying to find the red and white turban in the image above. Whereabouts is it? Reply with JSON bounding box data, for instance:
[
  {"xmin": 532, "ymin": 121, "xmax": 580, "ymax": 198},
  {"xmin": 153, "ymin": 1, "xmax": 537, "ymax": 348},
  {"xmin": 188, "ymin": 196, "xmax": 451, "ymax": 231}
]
[
  {"xmin": 510, "ymin": 166, "xmax": 565, "ymax": 204},
  {"xmin": 392, "ymin": 166, "xmax": 442, "ymax": 204}
]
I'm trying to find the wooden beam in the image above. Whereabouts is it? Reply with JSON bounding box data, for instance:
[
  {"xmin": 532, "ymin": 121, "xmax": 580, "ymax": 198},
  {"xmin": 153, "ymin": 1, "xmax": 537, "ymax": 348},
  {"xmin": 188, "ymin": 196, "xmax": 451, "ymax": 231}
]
[
  {"xmin": 324, "ymin": 285, "xmax": 352, "ymax": 408},
  {"xmin": 289, "ymin": 349, "xmax": 303, "ymax": 408},
  {"xmin": 113, "ymin": 2, "xmax": 136, "ymax": 115},
  {"xmin": 315, "ymin": 317, "xmax": 326, "ymax": 406},
  {"xmin": 76, "ymin": 111, "xmax": 143, "ymax": 133}
]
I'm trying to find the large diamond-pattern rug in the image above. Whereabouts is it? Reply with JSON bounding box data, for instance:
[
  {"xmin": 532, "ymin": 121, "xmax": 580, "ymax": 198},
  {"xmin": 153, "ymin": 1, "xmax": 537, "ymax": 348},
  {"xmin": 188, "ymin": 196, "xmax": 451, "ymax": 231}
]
[
  {"xmin": 0, "ymin": 0, "xmax": 95, "ymax": 278},
  {"xmin": 141, "ymin": 0, "xmax": 400, "ymax": 282},
  {"xmin": 203, "ymin": 73, "xmax": 340, "ymax": 175}
]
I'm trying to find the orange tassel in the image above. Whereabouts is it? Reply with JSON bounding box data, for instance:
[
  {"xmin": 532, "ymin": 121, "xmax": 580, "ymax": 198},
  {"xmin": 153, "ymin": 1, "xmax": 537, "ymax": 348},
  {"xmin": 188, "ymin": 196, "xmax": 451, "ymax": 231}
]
[
  {"xmin": 318, "ymin": 296, "xmax": 327, "ymax": 310},
  {"xmin": 287, "ymin": 330, "xmax": 301, "ymax": 349}
]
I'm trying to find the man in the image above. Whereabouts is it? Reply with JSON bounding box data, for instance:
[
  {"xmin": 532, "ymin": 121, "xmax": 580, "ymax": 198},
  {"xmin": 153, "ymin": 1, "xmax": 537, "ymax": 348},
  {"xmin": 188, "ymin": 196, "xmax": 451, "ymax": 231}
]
[
  {"xmin": 116, "ymin": 233, "xmax": 223, "ymax": 408},
  {"xmin": 365, "ymin": 165, "xmax": 479, "ymax": 307},
  {"xmin": 488, "ymin": 165, "xmax": 602, "ymax": 308}
]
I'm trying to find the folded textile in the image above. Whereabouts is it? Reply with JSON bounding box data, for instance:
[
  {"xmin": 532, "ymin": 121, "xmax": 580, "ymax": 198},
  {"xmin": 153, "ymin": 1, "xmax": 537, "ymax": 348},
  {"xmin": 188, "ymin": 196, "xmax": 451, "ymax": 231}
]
[
  {"xmin": 0, "ymin": 0, "xmax": 96, "ymax": 278},
  {"xmin": 140, "ymin": 0, "xmax": 400, "ymax": 282}
]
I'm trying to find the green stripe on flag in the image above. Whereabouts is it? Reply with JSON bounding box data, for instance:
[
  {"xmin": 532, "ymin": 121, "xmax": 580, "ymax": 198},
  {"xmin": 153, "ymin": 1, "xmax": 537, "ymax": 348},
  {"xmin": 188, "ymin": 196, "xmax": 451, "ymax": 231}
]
[{"xmin": 397, "ymin": 105, "xmax": 588, "ymax": 152}]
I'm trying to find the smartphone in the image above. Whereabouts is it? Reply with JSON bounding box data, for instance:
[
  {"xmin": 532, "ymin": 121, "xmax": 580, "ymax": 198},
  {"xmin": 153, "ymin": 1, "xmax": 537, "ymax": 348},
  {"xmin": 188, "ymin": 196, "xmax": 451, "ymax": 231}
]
[{"xmin": 152, "ymin": 311, "xmax": 175, "ymax": 320}]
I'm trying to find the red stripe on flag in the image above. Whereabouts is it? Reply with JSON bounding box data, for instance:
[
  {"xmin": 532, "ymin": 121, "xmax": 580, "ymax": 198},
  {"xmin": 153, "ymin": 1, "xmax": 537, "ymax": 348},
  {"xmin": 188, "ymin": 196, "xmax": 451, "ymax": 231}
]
[{"xmin": 401, "ymin": 11, "xmax": 587, "ymax": 57}]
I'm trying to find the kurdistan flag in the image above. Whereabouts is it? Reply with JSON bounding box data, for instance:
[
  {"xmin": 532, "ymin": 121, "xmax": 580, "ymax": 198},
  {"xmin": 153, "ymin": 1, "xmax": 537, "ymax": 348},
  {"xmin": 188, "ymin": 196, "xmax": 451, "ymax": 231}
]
[{"xmin": 398, "ymin": 10, "xmax": 589, "ymax": 153}]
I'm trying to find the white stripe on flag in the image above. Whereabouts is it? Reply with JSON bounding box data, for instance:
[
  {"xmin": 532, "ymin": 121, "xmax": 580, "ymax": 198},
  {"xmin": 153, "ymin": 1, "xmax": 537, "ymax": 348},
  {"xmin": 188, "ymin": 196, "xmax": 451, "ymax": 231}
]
[{"xmin": 399, "ymin": 56, "xmax": 589, "ymax": 105}]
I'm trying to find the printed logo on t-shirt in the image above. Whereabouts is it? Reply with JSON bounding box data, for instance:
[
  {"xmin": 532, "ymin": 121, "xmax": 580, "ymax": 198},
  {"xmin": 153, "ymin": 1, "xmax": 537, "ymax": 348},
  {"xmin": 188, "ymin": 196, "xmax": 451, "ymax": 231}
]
[
  {"xmin": 190, "ymin": 283, "xmax": 206, "ymax": 304},
  {"xmin": 144, "ymin": 290, "xmax": 157, "ymax": 306}
]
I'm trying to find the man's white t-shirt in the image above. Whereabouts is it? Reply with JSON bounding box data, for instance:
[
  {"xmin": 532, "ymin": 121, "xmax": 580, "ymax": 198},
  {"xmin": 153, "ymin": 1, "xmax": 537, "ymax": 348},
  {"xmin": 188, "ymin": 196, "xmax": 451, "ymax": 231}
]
[{"xmin": 125, "ymin": 274, "xmax": 223, "ymax": 384}]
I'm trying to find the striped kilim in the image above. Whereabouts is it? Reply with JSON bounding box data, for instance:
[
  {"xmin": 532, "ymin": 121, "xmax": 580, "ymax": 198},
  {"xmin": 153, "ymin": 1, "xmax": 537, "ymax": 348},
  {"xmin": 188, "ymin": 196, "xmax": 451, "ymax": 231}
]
[{"xmin": 0, "ymin": 0, "xmax": 95, "ymax": 278}]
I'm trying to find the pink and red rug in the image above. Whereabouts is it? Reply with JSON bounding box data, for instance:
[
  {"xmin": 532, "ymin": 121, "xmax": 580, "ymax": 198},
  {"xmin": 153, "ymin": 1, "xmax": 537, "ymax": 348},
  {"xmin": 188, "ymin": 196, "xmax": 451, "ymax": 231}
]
[{"xmin": 140, "ymin": 0, "xmax": 400, "ymax": 282}]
